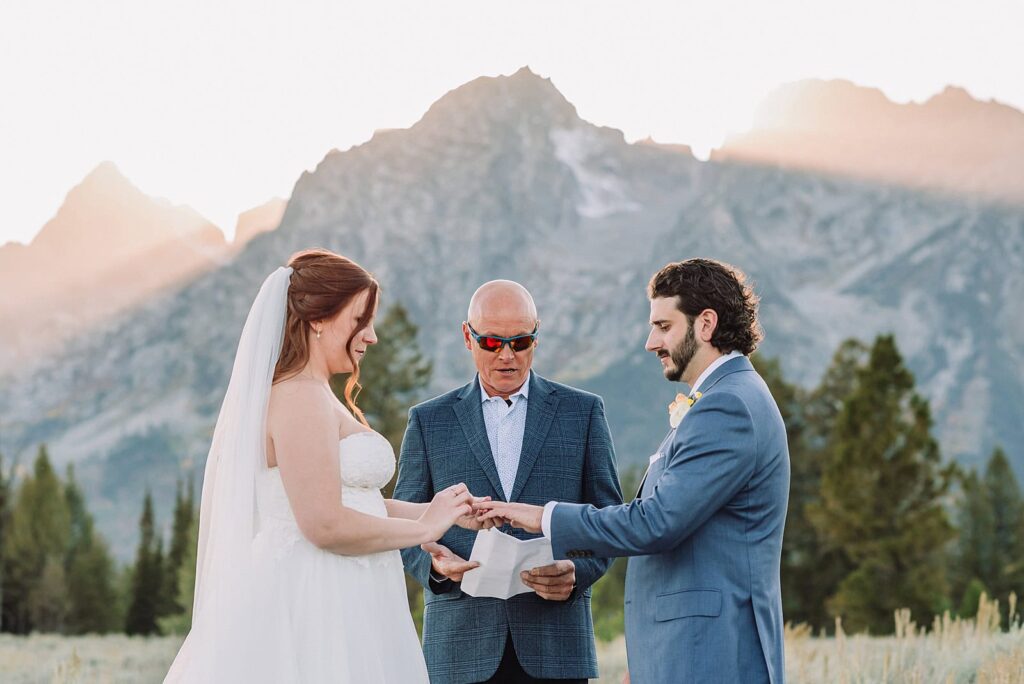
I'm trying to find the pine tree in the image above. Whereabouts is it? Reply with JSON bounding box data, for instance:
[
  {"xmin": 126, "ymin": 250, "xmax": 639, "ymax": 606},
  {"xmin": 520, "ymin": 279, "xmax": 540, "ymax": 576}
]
[
  {"xmin": 754, "ymin": 354, "xmax": 815, "ymax": 628},
  {"xmin": 64, "ymin": 465, "xmax": 118, "ymax": 633},
  {"xmin": 950, "ymin": 448, "xmax": 1024, "ymax": 627},
  {"xmin": 65, "ymin": 465, "xmax": 90, "ymax": 560},
  {"xmin": 158, "ymin": 512, "xmax": 198, "ymax": 635},
  {"xmin": 66, "ymin": 535, "xmax": 119, "ymax": 634},
  {"xmin": 810, "ymin": 335, "xmax": 955, "ymax": 633},
  {"xmin": 163, "ymin": 479, "xmax": 195, "ymax": 616},
  {"xmin": 982, "ymin": 448, "xmax": 1024, "ymax": 625},
  {"xmin": 125, "ymin": 491, "xmax": 164, "ymax": 635},
  {"xmin": 1, "ymin": 445, "xmax": 71, "ymax": 633},
  {"xmin": 27, "ymin": 555, "xmax": 69, "ymax": 632},
  {"xmin": 153, "ymin": 536, "xmax": 166, "ymax": 618},
  {"xmin": 958, "ymin": 577, "xmax": 989, "ymax": 619},
  {"xmin": 952, "ymin": 470, "xmax": 996, "ymax": 614},
  {"xmin": 755, "ymin": 345, "xmax": 864, "ymax": 632},
  {"xmin": 0, "ymin": 452, "xmax": 12, "ymax": 629},
  {"xmin": 177, "ymin": 513, "xmax": 198, "ymax": 623}
]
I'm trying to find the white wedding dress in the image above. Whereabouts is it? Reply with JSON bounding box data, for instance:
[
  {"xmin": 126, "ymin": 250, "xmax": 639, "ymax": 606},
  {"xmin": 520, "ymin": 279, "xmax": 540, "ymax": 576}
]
[{"xmin": 166, "ymin": 430, "xmax": 429, "ymax": 683}]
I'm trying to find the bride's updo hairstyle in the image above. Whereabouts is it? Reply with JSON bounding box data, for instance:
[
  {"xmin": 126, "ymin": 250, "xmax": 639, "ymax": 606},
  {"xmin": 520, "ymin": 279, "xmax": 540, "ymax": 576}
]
[{"xmin": 273, "ymin": 249, "xmax": 379, "ymax": 425}]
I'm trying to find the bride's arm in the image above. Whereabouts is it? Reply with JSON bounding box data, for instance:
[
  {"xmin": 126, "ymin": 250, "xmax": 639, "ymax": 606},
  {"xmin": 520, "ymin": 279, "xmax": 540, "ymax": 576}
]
[{"xmin": 269, "ymin": 383, "xmax": 469, "ymax": 555}]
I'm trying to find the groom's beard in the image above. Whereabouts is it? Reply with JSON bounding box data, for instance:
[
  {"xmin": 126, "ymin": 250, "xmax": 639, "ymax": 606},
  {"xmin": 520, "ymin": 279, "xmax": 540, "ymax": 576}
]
[{"xmin": 662, "ymin": 325, "xmax": 697, "ymax": 383}]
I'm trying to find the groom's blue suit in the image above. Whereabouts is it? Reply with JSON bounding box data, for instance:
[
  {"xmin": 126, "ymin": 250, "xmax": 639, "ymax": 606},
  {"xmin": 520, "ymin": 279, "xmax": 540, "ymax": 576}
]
[
  {"xmin": 396, "ymin": 373, "xmax": 623, "ymax": 683},
  {"xmin": 550, "ymin": 355, "xmax": 789, "ymax": 684}
]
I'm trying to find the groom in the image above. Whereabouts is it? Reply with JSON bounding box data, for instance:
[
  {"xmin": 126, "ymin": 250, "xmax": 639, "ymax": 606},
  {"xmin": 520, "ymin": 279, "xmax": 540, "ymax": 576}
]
[
  {"xmin": 395, "ymin": 280, "xmax": 623, "ymax": 683},
  {"xmin": 477, "ymin": 259, "xmax": 790, "ymax": 684}
]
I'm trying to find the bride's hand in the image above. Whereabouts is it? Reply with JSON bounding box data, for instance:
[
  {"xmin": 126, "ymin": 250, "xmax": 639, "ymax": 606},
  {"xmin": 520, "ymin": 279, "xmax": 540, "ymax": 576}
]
[
  {"xmin": 455, "ymin": 496, "xmax": 498, "ymax": 531},
  {"xmin": 419, "ymin": 483, "xmax": 474, "ymax": 540}
]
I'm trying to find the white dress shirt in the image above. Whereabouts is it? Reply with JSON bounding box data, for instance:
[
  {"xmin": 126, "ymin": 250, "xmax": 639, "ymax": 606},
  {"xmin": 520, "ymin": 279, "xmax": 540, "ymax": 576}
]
[
  {"xmin": 479, "ymin": 372, "xmax": 531, "ymax": 501},
  {"xmin": 541, "ymin": 351, "xmax": 745, "ymax": 538}
]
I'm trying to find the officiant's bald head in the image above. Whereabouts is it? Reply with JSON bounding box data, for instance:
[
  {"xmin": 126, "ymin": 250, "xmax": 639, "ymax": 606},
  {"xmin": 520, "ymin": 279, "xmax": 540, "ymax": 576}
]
[
  {"xmin": 463, "ymin": 280, "xmax": 539, "ymax": 400},
  {"xmin": 466, "ymin": 280, "xmax": 537, "ymax": 326}
]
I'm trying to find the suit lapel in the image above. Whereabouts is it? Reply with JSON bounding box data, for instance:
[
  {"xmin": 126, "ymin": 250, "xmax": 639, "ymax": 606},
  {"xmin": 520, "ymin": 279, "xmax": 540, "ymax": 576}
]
[
  {"xmin": 453, "ymin": 379, "xmax": 505, "ymax": 499},
  {"xmin": 633, "ymin": 356, "xmax": 754, "ymax": 498},
  {"xmin": 509, "ymin": 374, "xmax": 558, "ymax": 503},
  {"xmin": 635, "ymin": 428, "xmax": 676, "ymax": 498}
]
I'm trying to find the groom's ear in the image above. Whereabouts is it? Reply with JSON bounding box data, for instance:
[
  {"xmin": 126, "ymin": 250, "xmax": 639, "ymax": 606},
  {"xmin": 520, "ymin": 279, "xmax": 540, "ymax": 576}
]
[
  {"xmin": 695, "ymin": 309, "xmax": 718, "ymax": 343},
  {"xmin": 462, "ymin": 322, "xmax": 473, "ymax": 350}
]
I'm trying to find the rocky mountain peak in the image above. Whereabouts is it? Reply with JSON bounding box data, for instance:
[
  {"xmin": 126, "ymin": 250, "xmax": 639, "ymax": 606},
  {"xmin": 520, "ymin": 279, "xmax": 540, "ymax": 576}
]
[
  {"xmin": 32, "ymin": 161, "xmax": 221, "ymax": 258},
  {"xmin": 414, "ymin": 66, "xmax": 582, "ymax": 138}
]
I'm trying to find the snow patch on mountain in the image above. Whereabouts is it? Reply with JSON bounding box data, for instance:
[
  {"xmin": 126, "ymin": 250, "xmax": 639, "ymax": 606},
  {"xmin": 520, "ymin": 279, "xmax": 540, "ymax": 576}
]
[{"xmin": 550, "ymin": 127, "xmax": 641, "ymax": 218}]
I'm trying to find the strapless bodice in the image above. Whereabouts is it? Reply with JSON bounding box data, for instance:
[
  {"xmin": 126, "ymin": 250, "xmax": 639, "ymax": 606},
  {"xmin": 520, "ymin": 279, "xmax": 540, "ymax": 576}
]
[{"xmin": 257, "ymin": 431, "xmax": 396, "ymax": 530}]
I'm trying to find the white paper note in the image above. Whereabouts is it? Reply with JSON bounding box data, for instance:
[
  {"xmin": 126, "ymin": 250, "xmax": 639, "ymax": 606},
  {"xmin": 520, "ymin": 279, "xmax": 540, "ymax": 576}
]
[{"xmin": 460, "ymin": 528, "xmax": 555, "ymax": 600}]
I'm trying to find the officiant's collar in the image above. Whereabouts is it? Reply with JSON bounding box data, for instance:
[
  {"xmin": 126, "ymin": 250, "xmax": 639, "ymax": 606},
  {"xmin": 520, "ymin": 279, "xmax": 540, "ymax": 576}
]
[{"xmin": 479, "ymin": 371, "xmax": 531, "ymax": 405}]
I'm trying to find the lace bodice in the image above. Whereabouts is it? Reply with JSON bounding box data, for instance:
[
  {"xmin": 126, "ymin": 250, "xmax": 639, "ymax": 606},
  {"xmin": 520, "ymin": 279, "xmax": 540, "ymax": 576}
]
[{"xmin": 257, "ymin": 431, "xmax": 396, "ymax": 531}]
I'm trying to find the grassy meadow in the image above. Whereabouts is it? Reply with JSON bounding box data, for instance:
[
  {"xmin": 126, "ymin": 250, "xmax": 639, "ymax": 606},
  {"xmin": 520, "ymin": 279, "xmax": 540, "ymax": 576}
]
[{"xmin": 3, "ymin": 599, "xmax": 1024, "ymax": 684}]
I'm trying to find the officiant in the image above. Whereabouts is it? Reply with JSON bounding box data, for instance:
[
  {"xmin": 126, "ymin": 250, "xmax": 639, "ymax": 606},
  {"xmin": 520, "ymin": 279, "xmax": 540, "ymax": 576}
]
[{"xmin": 394, "ymin": 280, "xmax": 623, "ymax": 684}]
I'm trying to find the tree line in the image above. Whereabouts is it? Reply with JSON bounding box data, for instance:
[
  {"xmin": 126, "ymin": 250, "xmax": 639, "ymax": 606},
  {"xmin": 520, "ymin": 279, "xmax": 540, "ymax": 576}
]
[
  {"xmin": 1, "ymin": 314, "xmax": 1020, "ymax": 639},
  {"xmin": 0, "ymin": 445, "xmax": 197, "ymax": 635}
]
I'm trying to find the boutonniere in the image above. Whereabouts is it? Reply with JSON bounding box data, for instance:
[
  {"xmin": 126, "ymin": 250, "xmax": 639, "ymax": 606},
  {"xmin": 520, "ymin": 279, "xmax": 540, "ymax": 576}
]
[{"xmin": 668, "ymin": 391, "xmax": 702, "ymax": 429}]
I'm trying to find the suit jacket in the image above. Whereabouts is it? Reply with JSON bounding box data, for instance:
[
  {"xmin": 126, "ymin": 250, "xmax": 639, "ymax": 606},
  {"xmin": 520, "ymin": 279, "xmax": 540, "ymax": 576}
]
[
  {"xmin": 550, "ymin": 356, "xmax": 790, "ymax": 684},
  {"xmin": 395, "ymin": 373, "xmax": 623, "ymax": 683}
]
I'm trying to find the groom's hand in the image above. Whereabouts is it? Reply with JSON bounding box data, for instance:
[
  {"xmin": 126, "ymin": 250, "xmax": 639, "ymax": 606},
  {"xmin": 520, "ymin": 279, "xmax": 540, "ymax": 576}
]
[
  {"xmin": 421, "ymin": 542, "xmax": 479, "ymax": 582},
  {"xmin": 521, "ymin": 561, "xmax": 576, "ymax": 601},
  {"xmin": 473, "ymin": 501, "xmax": 543, "ymax": 533},
  {"xmin": 455, "ymin": 496, "xmax": 498, "ymax": 531}
]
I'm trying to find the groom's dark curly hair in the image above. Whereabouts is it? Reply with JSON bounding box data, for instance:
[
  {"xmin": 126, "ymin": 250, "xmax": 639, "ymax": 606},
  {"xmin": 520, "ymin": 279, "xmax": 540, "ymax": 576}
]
[{"xmin": 648, "ymin": 258, "xmax": 763, "ymax": 355}]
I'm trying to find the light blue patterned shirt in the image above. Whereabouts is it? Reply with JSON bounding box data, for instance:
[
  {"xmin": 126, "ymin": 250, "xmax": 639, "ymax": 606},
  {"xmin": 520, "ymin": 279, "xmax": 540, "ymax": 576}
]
[{"xmin": 479, "ymin": 372, "xmax": 531, "ymax": 500}]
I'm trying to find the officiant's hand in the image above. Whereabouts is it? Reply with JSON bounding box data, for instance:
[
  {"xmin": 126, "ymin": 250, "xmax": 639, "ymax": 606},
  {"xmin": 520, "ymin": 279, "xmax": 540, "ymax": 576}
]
[
  {"xmin": 473, "ymin": 501, "xmax": 543, "ymax": 533},
  {"xmin": 420, "ymin": 542, "xmax": 479, "ymax": 582},
  {"xmin": 521, "ymin": 561, "xmax": 576, "ymax": 601}
]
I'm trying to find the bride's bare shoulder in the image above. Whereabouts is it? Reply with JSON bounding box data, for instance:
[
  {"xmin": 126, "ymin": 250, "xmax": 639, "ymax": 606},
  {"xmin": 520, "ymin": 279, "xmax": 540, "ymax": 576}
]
[{"xmin": 268, "ymin": 377, "xmax": 333, "ymax": 422}]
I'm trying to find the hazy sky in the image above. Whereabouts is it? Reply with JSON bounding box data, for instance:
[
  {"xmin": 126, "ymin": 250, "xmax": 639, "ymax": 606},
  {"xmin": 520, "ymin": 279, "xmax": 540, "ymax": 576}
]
[{"xmin": 1, "ymin": 0, "xmax": 1020, "ymax": 244}]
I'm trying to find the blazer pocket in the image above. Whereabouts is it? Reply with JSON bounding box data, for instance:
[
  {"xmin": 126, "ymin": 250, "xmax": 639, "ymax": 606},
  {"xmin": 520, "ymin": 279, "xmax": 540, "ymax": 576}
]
[{"xmin": 655, "ymin": 589, "xmax": 722, "ymax": 622}]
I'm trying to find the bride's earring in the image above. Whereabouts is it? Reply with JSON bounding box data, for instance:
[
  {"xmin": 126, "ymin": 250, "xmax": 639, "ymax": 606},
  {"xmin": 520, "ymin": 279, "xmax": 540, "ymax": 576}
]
[{"xmin": 315, "ymin": 326, "xmax": 322, "ymax": 340}]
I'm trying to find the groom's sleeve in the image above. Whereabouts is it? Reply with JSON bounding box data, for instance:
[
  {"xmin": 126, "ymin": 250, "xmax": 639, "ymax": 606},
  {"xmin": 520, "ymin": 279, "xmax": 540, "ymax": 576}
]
[
  {"xmin": 550, "ymin": 391, "xmax": 756, "ymax": 559},
  {"xmin": 394, "ymin": 408, "xmax": 454, "ymax": 594},
  {"xmin": 565, "ymin": 395, "xmax": 624, "ymax": 601}
]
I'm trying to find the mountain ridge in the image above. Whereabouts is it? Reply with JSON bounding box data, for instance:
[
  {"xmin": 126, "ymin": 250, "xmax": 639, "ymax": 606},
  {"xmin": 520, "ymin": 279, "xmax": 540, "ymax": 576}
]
[
  {"xmin": 1, "ymin": 68, "xmax": 1020, "ymax": 559},
  {"xmin": 713, "ymin": 78, "xmax": 1024, "ymax": 205}
]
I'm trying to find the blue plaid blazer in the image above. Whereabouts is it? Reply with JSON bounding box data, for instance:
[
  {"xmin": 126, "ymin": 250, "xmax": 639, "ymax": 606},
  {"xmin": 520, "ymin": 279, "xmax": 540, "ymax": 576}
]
[
  {"xmin": 395, "ymin": 373, "xmax": 623, "ymax": 683},
  {"xmin": 550, "ymin": 356, "xmax": 790, "ymax": 684}
]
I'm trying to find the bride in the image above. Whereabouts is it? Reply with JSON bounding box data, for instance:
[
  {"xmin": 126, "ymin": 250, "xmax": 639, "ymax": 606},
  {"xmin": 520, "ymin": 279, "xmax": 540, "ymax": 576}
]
[{"xmin": 165, "ymin": 249, "xmax": 480, "ymax": 683}]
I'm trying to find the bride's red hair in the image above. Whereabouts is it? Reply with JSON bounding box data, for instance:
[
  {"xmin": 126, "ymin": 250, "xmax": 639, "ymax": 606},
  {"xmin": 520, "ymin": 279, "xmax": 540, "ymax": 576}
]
[{"xmin": 273, "ymin": 249, "xmax": 379, "ymax": 426}]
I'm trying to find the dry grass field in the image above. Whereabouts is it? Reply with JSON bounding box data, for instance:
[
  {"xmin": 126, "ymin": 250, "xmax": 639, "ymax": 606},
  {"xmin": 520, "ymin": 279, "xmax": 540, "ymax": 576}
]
[{"xmin": 2, "ymin": 598, "xmax": 1023, "ymax": 683}]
